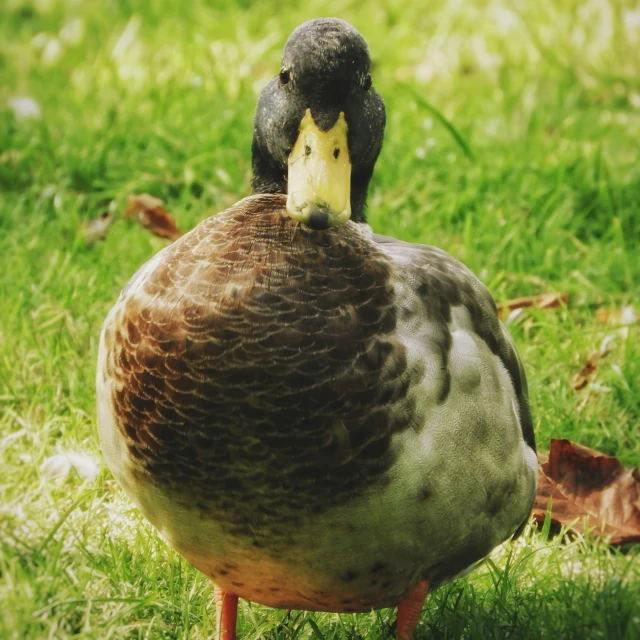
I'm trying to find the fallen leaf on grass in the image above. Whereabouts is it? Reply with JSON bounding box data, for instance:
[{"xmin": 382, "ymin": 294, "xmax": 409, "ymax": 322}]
[
  {"xmin": 497, "ymin": 292, "xmax": 569, "ymax": 319},
  {"xmin": 571, "ymin": 332, "xmax": 620, "ymax": 392},
  {"xmin": 572, "ymin": 350, "xmax": 610, "ymax": 391},
  {"xmin": 83, "ymin": 211, "xmax": 114, "ymax": 246},
  {"xmin": 533, "ymin": 439, "xmax": 640, "ymax": 545},
  {"xmin": 124, "ymin": 194, "xmax": 182, "ymax": 241},
  {"xmin": 595, "ymin": 305, "xmax": 637, "ymax": 327},
  {"xmin": 572, "ymin": 354, "xmax": 598, "ymax": 391}
]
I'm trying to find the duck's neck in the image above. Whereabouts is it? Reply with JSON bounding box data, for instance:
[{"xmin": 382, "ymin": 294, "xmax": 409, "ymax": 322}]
[{"xmin": 250, "ymin": 143, "xmax": 371, "ymax": 224}]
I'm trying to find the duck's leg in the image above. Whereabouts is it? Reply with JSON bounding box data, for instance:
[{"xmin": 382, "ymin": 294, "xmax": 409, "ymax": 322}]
[
  {"xmin": 396, "ymin": 579, "xmax": 429, "ymax": 639},
  {"xmin": 214, "ymin": 586, "xmax": 239, "ymax": 640}
]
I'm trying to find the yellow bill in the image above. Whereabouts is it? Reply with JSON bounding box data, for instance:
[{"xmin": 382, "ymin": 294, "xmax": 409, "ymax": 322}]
[{"xmin": 286, "ymin": 109, "xmax": 351, "ymax": 229}]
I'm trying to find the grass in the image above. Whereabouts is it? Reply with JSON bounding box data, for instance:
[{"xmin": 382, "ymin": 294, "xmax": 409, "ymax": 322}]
[{"xmin": 1, "ymin": 0, "xmax": 639, "ymax": 637}]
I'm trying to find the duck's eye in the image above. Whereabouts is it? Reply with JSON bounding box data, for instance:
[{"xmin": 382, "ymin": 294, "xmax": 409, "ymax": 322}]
[
  {"xmin": 363, "ymin": 73, "xmax": 372, "ymax": 91},
  {"xmin": 279, "ymin": 67, "xmax": 291, "ymax": 85}
]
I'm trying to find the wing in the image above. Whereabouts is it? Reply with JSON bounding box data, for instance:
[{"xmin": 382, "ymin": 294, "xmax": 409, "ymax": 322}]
[{"xmin": 373, "ymin": 232, "xmax": 536, "ymax": 454}]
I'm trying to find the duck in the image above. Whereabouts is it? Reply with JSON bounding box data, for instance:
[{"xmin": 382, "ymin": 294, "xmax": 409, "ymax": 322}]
[{"xmin": 97, "ymin": 18, "xmax": 537, "ymax": 640}]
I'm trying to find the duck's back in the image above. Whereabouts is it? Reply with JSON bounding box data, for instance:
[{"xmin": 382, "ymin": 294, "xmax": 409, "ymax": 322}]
[{"xmin": 97, "ymin": 193, "xmax": 536, "ymax": 611}]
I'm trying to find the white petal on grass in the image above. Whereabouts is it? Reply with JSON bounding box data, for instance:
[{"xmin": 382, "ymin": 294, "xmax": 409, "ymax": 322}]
[
  {"xmin": 619, "ymin": 305, "xmax": 638, "ymax": 325},
  {"xmin": 59, "ymin": 18, "xmax": 85, "ymax": 45},
  {"xmin": 491, "ymin": 7, "xmax": 519, "ymax": 34},
  {"xmin": 215, "ymin": 168, "xmax": 232, "ymax": 186},
  {"xmin": 599, "ymin": 332, "xmax": 617, "ymax": 354},
  {"xmin": 624, "ymin": 10, "xmax": 640, "ymax": 32},
  {"xmin": 40, "ymin": 453, "xmax": 72, "ymax": 481},
  {"xmin": 112, "ymin": 16, "xmax": 141, "ymax": 60},
  {"xmin": 505, "ymin": 307, "xmax": 526, "ymax": 326},
  {"xmin": 40, "ymin": 451, "xmax": 100, "ymax": 482},
  {"xmin": 8, "ymin": 97, "xmax": 42, "ymax": 120},
  {"xmin": 42, "ymin": 38, "xmax": 63, "ymax": 66},
  {"xmin": 67, "ymin": 452, "xmax": 100, "ymax": 481}
]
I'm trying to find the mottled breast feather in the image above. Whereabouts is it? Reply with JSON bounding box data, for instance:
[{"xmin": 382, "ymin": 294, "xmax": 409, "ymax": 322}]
[
  {"xmin": 104, "ymin": 195, "xmax": 410, "ymax": 536},
  {"xmin": 373, "ymin": 232, "xmax": 536, "ymax": 454}
]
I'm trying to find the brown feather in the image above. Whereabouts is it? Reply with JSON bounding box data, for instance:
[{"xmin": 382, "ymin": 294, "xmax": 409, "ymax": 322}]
[{"xmin": 106, "ymin": 195, "xmax": 412, "ymax": 540}]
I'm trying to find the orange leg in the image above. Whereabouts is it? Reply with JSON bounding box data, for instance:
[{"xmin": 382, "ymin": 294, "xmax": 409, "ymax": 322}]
[
  {"xmin": 214, "ymin": 586, "xmax": 239, "ymax": 640},
  {"xmin": 396, "ymin": 580, "xmax": 429, "ymax": 639}
]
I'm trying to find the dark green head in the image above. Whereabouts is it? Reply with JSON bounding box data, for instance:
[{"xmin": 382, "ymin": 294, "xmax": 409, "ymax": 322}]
[{"xmin": 251, "ymin": 18, "xmax": 386, "ymax": 226}]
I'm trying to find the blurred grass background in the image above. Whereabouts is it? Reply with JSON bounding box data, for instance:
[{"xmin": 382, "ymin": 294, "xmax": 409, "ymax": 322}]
[{"xmin": 1, "ymin": 0, "xmax": 639, "ymax": 638}]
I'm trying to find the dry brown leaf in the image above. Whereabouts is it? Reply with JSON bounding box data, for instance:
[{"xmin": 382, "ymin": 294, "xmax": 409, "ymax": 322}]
[
  {"xmin": 571, "ymin": 335, "xmax": 615, "ymax": 392},
  {"xmin": 595, "ymin": 305, "xmax": 637, "ymax": 327},
  {"xmin": 572, "ymin": 354, "xmax": 598, "ymax": 391},
  {"xmin": 83, "ymin": 211, "xmax": 114, "ymax": 246},
  {"xmin": 533, "ymin": 439, "xmax": 640, "ymax": 545},
  {"xmin": 572, "ymin": 349, "xmax": 610, "ymax": 391},
  {"xmin": 125, "ymin": 194, "xmax": 183, "ymax": 241},
  {"xmin": 497, "ymin": 292, "xmax": 569, "ymax": 319}
]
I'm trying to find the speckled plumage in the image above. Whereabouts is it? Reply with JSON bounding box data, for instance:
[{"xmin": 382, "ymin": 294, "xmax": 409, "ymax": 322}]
[{"xmin": 98, "ymin": 194, "xmax": 537, "ymax": 611}]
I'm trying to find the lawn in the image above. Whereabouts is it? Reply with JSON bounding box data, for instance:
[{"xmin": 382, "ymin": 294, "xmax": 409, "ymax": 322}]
[{"xmin": 1, "ymin": 0, "xmax": 639, "ymax": 638}]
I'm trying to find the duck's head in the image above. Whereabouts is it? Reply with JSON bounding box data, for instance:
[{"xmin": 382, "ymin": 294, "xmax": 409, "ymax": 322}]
[{"xmin": 251, "ymin": 18, "xmax": 386, "ymax": 229}]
